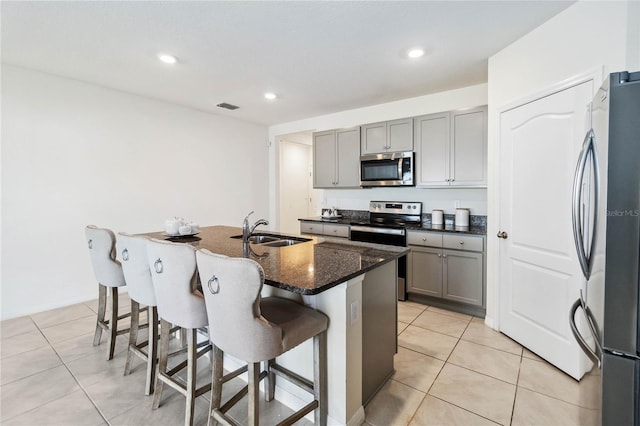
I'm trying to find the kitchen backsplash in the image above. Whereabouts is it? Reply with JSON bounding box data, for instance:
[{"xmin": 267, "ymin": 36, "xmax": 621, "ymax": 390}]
[{"xmin": 338, "ymin": 209, "xmax": 487, "ymax": 227}]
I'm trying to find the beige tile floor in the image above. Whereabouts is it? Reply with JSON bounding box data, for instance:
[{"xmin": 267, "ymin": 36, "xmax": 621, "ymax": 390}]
[
  {"xmin": 0, "ymin": 293, "xmax": 310, "ymax": 426},
  {"xmin": 0, "ymin": 295, "xmax": 600, "ymax": 425},
  {"xmin": 364, "ymin": 301, "xmax": 601, "ymax": 426}
]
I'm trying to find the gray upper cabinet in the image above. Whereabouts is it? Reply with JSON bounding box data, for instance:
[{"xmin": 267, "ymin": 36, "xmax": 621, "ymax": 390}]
[
  {"xmin": 360, "ymin": 122, "xmax": 387, "ymax": 154},
  {"xmin": 451, "ymin": 106, "xmax": 487, "ymax": 186},
  {"xmin": 361, "ymin": 118, "xmax": 413, "ymax": 154},
  {"xmin": 414, "ymin": 112, "xmax": 451, "ymax": 186},
  {"xmin": 313, "ymin": 127, "xmax": 361, "ymax": 189},
  {"xmin": 313, "ymin": 130, "xmax": 336, "ymax": 188},
  {"xmin": 414, "ymin": 106, "xmax": 487, "ymax": 187}
]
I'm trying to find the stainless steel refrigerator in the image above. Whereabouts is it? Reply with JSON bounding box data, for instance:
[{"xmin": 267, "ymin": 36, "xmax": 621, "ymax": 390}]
[{"xmin": 571, "ymin": 70, "xmax": 640, "ymax": 425}]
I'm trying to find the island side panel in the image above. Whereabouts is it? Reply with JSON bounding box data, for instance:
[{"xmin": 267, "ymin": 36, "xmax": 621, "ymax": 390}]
[
  {"xmin": 262, "ymin": 276, "xmax": 366, "ymax": 426},
  {"xmin": 362, "ymin": 259, "xmax": 397, "ymax": 405}
]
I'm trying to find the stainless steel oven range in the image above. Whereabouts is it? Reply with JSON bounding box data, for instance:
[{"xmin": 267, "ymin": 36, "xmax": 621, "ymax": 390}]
[{"xmin": 350, "ymin": 201, "xmax": 422, "ymax": 300}]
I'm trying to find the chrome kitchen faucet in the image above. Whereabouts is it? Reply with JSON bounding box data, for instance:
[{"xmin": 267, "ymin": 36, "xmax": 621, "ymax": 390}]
[{"xmin": 242, "ymin": 211, "xmax": 269, "ymax": 243}]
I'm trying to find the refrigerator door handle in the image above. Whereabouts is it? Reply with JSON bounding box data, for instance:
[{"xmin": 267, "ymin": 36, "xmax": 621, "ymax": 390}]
[
  {"xmin": 569, "ymin": 297, "xmax": 602, "ymax": 367},
  {"xmin": 572, "ymin": 129, "xmax": 598, "ymax": 280}
]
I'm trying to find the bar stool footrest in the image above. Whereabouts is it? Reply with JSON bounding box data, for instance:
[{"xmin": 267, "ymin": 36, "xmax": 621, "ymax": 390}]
[
  {"xmin": 218, "ymin": 370, "xmax": 267, "ymax": 414},
  {"xmin": 270, "ymin": 362, "xmax": 314, "ymax": 394},
  {"xmin": 165, "ymin": 343, "xmax": 212, "ymax": 377},
  {"xmin": 276, "ymin": 400, "xmax": 318, "ymax": 426}
]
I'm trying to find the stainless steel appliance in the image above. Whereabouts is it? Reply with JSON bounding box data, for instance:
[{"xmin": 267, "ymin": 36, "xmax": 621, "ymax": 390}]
[
  {"xmin": 350, "ymin": 201, "xmax": 422, "ymax": 300},
  {"xmin": 360, "ymin": 151, "xmax": 414, "ymax": 187},
  {"xmin": 570, "ymin": 70, "xmax": 640, "ymax": 426}
]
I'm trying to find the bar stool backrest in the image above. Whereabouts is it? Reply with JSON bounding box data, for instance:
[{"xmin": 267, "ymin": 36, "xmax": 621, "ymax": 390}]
[
  {"xmin": 85, "ymin": 225, "xmax": 126, "ymax": 288},
  {"xmin": 196, "ymin": 249, "xmax": 282, "ymax": 362},
  {"xmin": 117, "ymin": 233, "xmax": 156, "ymax": 307},
  {"xmin": 146, "ymin": 238, "xmax": 207, "ymax": 329}
]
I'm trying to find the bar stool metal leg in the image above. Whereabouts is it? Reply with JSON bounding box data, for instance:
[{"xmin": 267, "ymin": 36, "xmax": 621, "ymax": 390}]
[
  {"xmin": 107, "ymin": 287, "xmax": 119, "ymax": 360},
  {"xmin": 123, "ymin": 302, "xmax": 157, "ymax": 395},
  {"xmin": 153, "ymin": 318, "xmax": 171, "ymax": 409},
  {"xmin": 314, "ymin": 330, "xmax": 328, "ymax": 426},
  {"xmin": 208, "ymin": 346, "xmax": 224, "ymax": 426},
  {"xmin": 266, "ymin": 358, "xmax": 276, "ymax": 402},
  {"xmin": 93, "ymin": 284, "xmax": 107, "ymax": 346},
  {"xmin": 146, "ymin": 307, "xmax": 159, "ymax": 396},
  {"xmin": 185, "ymin": 328, "xmax": 198, "ymax": 426},
  {"xmin": 248, "ymin": 363, "xmax": 261, "ymax": 426},
  {"xmin": 124, "ymin": 300, "xmax": 140, "ymax": 375}
]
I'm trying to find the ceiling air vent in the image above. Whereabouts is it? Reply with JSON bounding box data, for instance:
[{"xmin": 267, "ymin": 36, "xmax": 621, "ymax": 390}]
[{"xmin": 216, "ymin": 102, "xmax": 239, "ymax": 110}]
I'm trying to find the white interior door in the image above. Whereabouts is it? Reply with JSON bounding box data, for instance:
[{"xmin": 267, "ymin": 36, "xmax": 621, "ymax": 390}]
[
  {"xmin": 279, "ymin": 140, "xmax": 313, "ymax": 234},
  {"xmin": 498, "ymin": 80, "xmax": 595, "ymax": 379}
]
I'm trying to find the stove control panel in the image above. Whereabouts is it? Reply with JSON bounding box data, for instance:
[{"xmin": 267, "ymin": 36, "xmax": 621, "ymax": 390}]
[{"xmin": 369, "ymin": 201, "xmax": 422, "ymax": 215}]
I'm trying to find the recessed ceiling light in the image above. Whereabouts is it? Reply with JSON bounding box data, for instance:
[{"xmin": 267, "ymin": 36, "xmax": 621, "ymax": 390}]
[
  {"xmin": 264, "ymin": 92, "xmax": 277, "ymax": 100},
  {"xmin": 158, "ymin": 53, "xmax": 178, "ymax": 64},
  {"xmin": 407, "ymin": 48, "xmax": 425, "ymax": 59}
]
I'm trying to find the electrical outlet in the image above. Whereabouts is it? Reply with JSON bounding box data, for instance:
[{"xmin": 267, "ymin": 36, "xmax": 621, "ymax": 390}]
[{"xmin": 350, "ymin": 301, "xmax": 359, "ymax": 325}]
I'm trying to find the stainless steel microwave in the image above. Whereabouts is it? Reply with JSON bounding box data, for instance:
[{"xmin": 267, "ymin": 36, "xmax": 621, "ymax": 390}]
[{"xmin": 360, "ymin": 151, "xmax": 414, "ymax": 187}]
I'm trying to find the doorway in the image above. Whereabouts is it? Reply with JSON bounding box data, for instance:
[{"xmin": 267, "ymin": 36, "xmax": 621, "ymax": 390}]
[{"xmin": 278, "ymin": 132, "xmax": 318, "ymax": 234}]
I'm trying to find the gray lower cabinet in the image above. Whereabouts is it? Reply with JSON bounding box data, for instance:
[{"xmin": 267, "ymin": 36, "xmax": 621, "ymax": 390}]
[
  {"xmin": 408, "ymin": 247, "xmax": 443, "ymax": 298},
  {"xmin": 442, "ymin": 249, "xmax": 483, "ymax": 306},
  {"xmin": 299, "ymin": 221, "xmax": 349, "ymax": 238},
  {"xmin": 408, "ymin": 231, "xmax": 484, "ymax": 307}
]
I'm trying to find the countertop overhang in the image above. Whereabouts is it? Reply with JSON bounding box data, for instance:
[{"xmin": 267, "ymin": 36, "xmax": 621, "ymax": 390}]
[{"xmin": 144, "ymin": 225, "xmax": 408, "ymax": 295}]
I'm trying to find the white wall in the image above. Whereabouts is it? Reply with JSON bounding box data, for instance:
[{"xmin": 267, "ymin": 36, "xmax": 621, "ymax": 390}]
[
  {"xmin": 268, "ymin": 84, "xmax": 489, "ymax": 229},
  {"xmin": 1, "ymin": 65, "xmax": 269, "ymax": 319},
  {"xmin": 486, "ymin": 0, "xmax": 639, "ymax": 325}
]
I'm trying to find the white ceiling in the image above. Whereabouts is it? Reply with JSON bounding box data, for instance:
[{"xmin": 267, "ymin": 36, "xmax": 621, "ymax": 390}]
[{"xmin": 1, "ymin": 1, "xmax": 574, "ymax": 126}]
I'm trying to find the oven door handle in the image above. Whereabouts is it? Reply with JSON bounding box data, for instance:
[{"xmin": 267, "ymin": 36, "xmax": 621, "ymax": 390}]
[{"xmin": 350, "ymin": 225, "xmax": 406, "ymax": 236}]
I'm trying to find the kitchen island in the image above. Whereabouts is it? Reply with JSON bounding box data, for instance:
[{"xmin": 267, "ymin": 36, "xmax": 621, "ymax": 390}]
[{"xmin": 144, "ymin": 225, "xmax": 408, "ymax": 425}]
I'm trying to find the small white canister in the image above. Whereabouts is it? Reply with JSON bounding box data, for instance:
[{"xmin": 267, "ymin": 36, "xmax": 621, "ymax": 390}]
[
  {"xmin": 455, "ymin": 208, "xmax": 470, "ymax": 227},
  {"xmin": 432, "ymin": 209, "xmax": 444, "ymax": 225}
]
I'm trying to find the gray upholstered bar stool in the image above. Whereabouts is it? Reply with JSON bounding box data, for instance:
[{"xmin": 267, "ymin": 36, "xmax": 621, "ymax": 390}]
[
  {"xmin": 85, "ymin": 225, "xmax": 131, "ymax": 360},
  {"xmin": 117, "ymin": 232, "xmax": 157, "ymax": 395},
  {"xmin": 196, "ymin": 249, "xmax": 329, "ymax": 426},
  {"xmin": 146, "ymin": 238, "xmax": 212, "ymax": 426}
]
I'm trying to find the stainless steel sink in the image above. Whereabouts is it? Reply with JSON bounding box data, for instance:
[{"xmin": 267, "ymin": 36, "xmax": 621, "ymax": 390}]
[
  {"xmin": 230, "ymin": 233, "xmax": 311, "ymax": 246},
  {"xmin": 261, "ymin": 239, "xmax": 299, "ymax": 247},
  {"xmin": 248, "ymin": 235, "xmax": 280, "ymax": 244}
]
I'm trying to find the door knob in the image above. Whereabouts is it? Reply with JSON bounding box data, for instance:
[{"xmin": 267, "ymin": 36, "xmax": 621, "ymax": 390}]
[{"xmin": 497, "ymin": 231, "xmax": 508, "ymax": 239}]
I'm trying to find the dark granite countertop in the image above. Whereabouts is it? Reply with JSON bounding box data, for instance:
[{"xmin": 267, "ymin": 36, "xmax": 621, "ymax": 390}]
[
  {"xmin": 299, "ymin": 217, "xmax": 486, "ymax": 236},
  {"xmin": 299, "ymin": 216, "xmax": 353, "ymax": 225},
  {"xmin": 405, "ymin": 223, "xmax": 487, "ymax": 236},
  {"xmin": 143, "ymin": 226, "xmax": 408, "ymax": 295}
]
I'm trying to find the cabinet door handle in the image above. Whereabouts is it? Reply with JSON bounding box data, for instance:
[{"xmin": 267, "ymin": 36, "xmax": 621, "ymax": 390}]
[
  {"xmin": 422, "ymin": 237, "xmax": 427, "ymax": 242},
  {"xmin": 437, "ymin": 253, "xmax": 442, "ymax": 258},
  {"xmin": 497, "ymin": 231, "xmax": 508, "ymax": 239},
  {"xmin": 459, "ymin": 241, "xmax": 464, "ymax": 246},
  {"xmin": 442, "ymin": 254, "xmax": 447, "ymax": 258}
]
